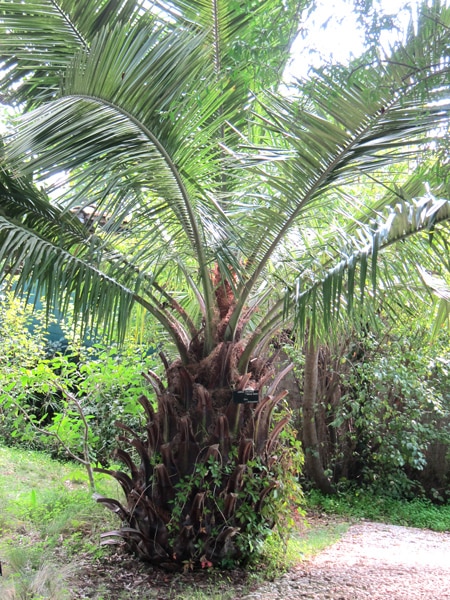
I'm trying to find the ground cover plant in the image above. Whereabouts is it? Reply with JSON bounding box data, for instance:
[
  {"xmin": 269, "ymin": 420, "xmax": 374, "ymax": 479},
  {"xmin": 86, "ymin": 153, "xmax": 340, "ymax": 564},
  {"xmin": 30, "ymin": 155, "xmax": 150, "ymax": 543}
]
[
  {"xmin": 0, "ymin": 287, "xmax": 160, "ymax": 467},
  {"xmin": 0, "ymin": 445, "xmax": 116, "ymax": 599},
  {"xmin": 0, "ymin": 0, "xmax": 450, "ymax": 571}
]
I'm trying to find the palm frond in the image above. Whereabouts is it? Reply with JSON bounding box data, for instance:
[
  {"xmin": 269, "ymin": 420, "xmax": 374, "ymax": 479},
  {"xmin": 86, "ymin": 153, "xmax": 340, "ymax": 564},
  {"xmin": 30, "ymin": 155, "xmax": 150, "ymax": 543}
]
[
  {"xmin": 0, "ymin": 0, "xmax": 148, "ymax": 105},
  {"xmin": 292, "ymin": 195, "xmax": 450, "ymax": 339},
  {"xmin": 0, "ymin": 218, "xmax": 134, "ymax": 337},
  {"xmin": 3, "ymin": 15, "xmax": 238, "ymax": 350},
  {"xmin": 151, "ymin": 0, "xmax": 307, "ymax": 89},
  {"xmin": 0, "ymin": 165, "xmax": 86, "ymax": 242},
  {"xmin": 225, "ymin": 2, "xmax": 450, "ymax": 333}
]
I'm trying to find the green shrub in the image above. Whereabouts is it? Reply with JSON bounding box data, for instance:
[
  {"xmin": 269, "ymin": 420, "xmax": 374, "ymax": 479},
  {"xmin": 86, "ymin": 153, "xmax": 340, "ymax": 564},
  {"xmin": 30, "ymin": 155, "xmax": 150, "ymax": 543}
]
[
  {"xmin": 336, "ymin": 329, "xmax": 450, "ymax": 498},
  {"xmin": 0, "ymin": 289, "xmax": 159, "ymax": 466}
]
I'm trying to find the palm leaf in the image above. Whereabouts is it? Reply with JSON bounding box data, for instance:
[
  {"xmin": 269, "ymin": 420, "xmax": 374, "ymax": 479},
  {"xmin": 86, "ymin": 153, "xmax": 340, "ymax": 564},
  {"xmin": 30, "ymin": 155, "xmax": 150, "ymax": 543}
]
[
  {"xmin": 222, "ymin": 4, "xmax": 450, "ymax": 282},
  {"xmin": 292, "ymin": 195, "xmax": 450, "ymax": 338},
  {"xmin": 0, "ymin": 0, "xmax": 146, "ymax": 104}
]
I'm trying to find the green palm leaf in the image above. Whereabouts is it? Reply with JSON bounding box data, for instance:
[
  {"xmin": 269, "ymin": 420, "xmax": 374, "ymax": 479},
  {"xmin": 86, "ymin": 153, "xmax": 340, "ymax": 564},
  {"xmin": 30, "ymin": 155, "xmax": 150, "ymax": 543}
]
[
  {"xmin": 292, "ymin": 195, "xmax": 450, "ymax": 338},
  {"xmin": 0, "ymin": 0, "xmax": 145, "ymax": 105},
  {"xmin": 224, "ymin": 2, "xmax": 450, "ymax": 335}
]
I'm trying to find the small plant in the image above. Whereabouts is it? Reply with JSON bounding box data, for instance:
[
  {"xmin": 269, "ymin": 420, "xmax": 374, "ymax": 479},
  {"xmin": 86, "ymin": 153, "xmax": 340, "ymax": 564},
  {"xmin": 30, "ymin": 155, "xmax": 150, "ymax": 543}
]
[{"xmin": 0, "ymin": 546, "xmax": 73, "ymax": 600}]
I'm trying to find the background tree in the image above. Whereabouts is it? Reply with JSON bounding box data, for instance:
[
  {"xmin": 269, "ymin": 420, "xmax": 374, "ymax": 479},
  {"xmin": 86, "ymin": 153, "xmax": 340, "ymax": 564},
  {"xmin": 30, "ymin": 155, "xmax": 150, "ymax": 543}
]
[{"xmin": 0, "ymin": 0, "xmax": 450, "ymax": 568}]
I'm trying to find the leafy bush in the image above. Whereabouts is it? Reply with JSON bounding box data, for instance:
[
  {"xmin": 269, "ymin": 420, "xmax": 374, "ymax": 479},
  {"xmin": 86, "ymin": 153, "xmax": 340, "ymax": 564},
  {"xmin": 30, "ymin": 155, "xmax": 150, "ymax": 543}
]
[
  {"xmin": 0, "ymin": 289, "xmax": 159, "ymax": 465},
  {"xmin": 287, "ymin": 312, "xmax": 450, "ymax": 500},
  {"xmin": 335, "ymin": 325, "xmax": 450, "ymax": 498}
]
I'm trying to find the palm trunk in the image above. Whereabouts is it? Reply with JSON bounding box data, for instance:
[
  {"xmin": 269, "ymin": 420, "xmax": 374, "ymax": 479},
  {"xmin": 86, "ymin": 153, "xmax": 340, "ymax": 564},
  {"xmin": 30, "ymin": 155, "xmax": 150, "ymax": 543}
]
[
  {"xmin": 94, "ymin": 339, "xmax": 298, "ymax": 568},
  {"xmin": 302, "ymin": 340, "xmax": 335, "ymax": 495}
]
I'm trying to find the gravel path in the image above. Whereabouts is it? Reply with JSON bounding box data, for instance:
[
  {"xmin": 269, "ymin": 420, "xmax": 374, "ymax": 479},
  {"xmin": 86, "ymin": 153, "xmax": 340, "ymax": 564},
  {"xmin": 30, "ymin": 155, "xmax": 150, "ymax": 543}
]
[{"xmin": 243, "ymin": 522, "xmax": 450, "ymax": 600}]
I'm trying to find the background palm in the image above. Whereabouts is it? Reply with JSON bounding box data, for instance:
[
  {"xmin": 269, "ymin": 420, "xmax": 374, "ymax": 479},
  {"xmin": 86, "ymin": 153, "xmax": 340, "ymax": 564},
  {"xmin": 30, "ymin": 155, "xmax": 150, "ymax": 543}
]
[{"xmin": 0, "ymin": 0, "xmax": 450, "ymax": 567}]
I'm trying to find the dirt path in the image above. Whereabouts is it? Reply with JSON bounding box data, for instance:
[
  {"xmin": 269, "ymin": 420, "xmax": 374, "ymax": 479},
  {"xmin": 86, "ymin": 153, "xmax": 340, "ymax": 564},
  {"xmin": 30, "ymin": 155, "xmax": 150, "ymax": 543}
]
[{"xmin": 243, "ymin": 521, "xmax": 450, "ymax": 599}]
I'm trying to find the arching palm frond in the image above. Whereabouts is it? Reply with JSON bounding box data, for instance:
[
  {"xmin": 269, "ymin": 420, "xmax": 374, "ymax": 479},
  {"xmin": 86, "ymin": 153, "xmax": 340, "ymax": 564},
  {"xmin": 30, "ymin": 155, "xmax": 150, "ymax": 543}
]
[
  {"xmin": 2, "ymin": 8, "xmax": 243, "ymax": 351},
  {"xmin": 224, "ymin": 1, "xmax": 450, "ymax": 335},
  {"xmin": 0, "ymin": 0, "xmax": 147, "ymax": 104},
  {"xmin": 235, "ymin": 192, "xmax": 450, "ymax": 370},
  {"xmin": 291, "ymin": 195, "xmax": 450, "ymax": 339},
  {"xmin": 0, "ymin": 160, "xmax": 200, "ymax": 355},
  {"xmin": 0, "ymin": 190, "xmax": 131, "ymax": 343},
  {"xmin": 0, "ymin": 165, "xmax": 85, "ymax": 242}
]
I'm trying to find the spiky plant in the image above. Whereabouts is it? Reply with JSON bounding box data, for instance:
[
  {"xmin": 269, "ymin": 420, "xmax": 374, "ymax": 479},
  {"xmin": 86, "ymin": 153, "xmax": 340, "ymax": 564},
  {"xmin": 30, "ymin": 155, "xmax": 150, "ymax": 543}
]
[{"xmin": 94, "ymin": 389, "xmax": 297, "ymax": 566}]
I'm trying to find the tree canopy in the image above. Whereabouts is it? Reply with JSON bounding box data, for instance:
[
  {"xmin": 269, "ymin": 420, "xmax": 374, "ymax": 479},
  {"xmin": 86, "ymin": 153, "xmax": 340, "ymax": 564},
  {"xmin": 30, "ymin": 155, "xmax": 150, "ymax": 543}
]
[{"xmin": 0, "ymin": 0, "xmax": 449, "ymax": 351}]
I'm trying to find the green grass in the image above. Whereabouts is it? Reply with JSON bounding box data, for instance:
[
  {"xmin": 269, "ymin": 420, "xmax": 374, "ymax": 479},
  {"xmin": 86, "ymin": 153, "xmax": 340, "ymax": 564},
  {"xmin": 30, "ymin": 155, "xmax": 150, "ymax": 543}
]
[
  {"xmin": 307, "ymin": 489, "xmax": 450, "ymax": 532},
  {"xmin": 258, "ymin": 515, "xmax": 348, "ymax": 581},
  {"xmin": 291, "ymin": 521, "xmax": 349, "ymax": 556},
  {"xmin": 0, "ymin": 446, "xmax": 119, "ymax": 535},
  {"xmin": 0, "ymin": 445, "xmax": 121, "ymax": 598}
]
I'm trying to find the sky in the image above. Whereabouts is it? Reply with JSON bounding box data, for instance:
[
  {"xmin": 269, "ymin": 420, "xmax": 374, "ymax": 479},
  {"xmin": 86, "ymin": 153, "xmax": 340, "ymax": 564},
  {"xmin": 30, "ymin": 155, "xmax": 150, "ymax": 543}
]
[{"xmin": 285, "ymin": 0, "xmax": 421, "ymax": 82}]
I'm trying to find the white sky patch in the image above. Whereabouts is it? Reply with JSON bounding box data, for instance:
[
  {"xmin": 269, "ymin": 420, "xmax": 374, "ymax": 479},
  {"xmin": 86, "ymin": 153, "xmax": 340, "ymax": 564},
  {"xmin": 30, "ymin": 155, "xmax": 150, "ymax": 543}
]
[{"xmin": 284, "ymin": 0, "xmax": 422, "ymax": 82}]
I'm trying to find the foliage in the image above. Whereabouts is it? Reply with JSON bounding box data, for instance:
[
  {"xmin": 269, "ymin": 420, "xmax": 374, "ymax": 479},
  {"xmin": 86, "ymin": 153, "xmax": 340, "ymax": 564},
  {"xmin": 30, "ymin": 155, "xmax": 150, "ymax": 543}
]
[
  {"xmin": 0, "ymin": 289, "xmax": 157, "ymax": 466},
  {"xmin": 287, "ymin": 313, "xmax": 450, "ymax": 500},
  {"xmin": 337, "ymin": 324, "xmax": 450, "ymax": 498},
  {"xmin": 1, "ymin": 2, "xmax": 450, "ymax": 346},
  {"xmin": 330, "ymin": 314, "xmax": 450, "ymax": 496}
]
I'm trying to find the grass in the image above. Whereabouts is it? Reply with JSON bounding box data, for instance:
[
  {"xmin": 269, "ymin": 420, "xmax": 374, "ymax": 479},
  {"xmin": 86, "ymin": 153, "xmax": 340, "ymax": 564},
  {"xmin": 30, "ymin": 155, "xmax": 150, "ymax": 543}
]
[
  {"xmin": 0, "ymin": 445, "xmax": 120, "ymax": 598},
  {"xmin": 0, "ymin": 445, "xmax": 119, "ymax": 535},
  {"xmin": 307, "ymin": 489, "xmax": 450, "ymax": 532},
  {"xmin": 291, "ymin": 521, "xmax": 349, "ymax": 557},
  {"xmin": 0, "ymin": 546, "xmax": 74, "ymax": 600}
]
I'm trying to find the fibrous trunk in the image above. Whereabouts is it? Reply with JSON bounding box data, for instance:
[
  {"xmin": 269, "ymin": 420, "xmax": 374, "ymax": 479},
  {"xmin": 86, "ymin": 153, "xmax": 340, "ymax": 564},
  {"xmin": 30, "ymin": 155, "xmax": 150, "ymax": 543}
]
[{"xmin": 95, "ymin": 344, "xmax": 294, "ymax": 569}]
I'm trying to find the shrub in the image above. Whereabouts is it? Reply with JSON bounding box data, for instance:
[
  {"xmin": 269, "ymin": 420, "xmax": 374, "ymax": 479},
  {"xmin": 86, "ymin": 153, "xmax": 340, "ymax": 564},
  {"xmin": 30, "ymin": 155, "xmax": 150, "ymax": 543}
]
[
  {"xmin": 336, "ymin": 328, "xmax": 450, "ymax": 498},
  {"xmin": 0, "ymin": 289, "xmax": 159, "ymax": 465}
]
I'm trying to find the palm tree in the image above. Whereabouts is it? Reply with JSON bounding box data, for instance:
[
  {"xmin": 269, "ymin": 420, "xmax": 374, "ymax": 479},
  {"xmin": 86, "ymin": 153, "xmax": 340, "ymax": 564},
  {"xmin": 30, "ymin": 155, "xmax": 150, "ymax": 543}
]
[{"xmin": 1, "ymin": 0, "xmax": 450, "ymax": 568}]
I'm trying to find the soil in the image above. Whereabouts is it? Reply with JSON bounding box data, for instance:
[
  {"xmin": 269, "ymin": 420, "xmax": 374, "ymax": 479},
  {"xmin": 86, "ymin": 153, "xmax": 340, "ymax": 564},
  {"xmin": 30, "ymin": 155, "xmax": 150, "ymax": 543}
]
[{"xmin": 69, "ymin": 518, "xmax": 450, "ymax": 599}]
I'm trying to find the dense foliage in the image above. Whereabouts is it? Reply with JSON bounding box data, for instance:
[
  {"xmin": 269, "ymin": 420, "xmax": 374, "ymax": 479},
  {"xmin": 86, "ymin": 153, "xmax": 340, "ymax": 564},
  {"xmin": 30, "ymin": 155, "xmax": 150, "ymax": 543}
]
[
  {"xmin": 338, "ymin": 326, "xmax": 450, "ymax": 499},
  {"xmin": 287, "ymin": 315, "xmax": 450, "ymax": 501},
  {"xmin": 0, "ymin": 289, "xmax": 155, "ymax": 464}
]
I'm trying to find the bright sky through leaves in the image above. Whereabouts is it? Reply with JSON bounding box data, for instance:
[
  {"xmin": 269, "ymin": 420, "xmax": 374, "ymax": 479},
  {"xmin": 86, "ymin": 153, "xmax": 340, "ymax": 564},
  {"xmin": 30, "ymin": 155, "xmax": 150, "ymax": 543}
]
[{"xmin": 285, "ymin": 0, "xmax": 421, "ymax": 82}]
